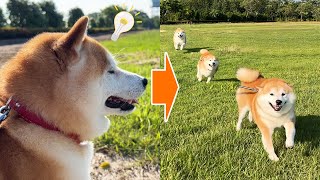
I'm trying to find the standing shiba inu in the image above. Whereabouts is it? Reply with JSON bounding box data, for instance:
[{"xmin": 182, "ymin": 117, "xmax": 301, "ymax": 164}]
[
  {"xmin": 0, "ymin": 16, "xmax": 147, "ymax": 179},
  {"xmin": 173, "ymin": 28, "xmax": 186, "ymax": 50},
  {"xmin": 236, "ymin": 68, "xmax": 296, "ymax": 161},
  {"xmin": 197, "ymin": 49, "xmax": 219, "ymax": 83}
]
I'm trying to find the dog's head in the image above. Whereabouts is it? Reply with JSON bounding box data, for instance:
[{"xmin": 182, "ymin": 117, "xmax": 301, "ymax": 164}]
[
  {"xmin": 256, "ymin": 79, "xmax": 295, "ymax": 116},
  {"xmin": 175, "ymin": 28, "xmax": 185, "ymax": 39},
  {"xmin": 200, "ymin": 49, "xmax": 219, "ymax": 71},
  {"xmin": 0, "ymin": 16, "xmax": 147, "ymax": 140}
]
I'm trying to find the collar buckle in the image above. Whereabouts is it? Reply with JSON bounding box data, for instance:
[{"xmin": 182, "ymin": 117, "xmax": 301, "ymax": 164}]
[{"xmin": 0, "ymin": 96, "xmax": 12, "ymax": 123}]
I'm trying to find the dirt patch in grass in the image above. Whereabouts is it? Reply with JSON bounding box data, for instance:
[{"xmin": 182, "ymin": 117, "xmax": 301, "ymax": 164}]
[{"xmin": 91, "ymin": 152, "xmax": 159, "ymax": 180}]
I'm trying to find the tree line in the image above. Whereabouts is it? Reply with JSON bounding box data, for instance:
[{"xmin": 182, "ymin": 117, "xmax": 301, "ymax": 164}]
[
  {"xmin": 160, "ymin": 0, "xmax": 320, "ymax": 23},
  {"xmin": 0, "ymin": 0, "xmax": 159, "ymax": 29}
]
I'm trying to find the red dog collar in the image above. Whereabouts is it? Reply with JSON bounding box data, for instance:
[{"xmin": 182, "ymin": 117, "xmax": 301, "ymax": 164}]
[{"xmin": 7, "ymin": 98, "xmax": 81, "ymax": 144}]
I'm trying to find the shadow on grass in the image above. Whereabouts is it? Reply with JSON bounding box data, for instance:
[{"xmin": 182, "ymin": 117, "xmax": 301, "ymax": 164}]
[
  {"xmin": 214, "ymin": 78, "xmax": 238, "ymax": 82},
  {"xmin": 183, "ymin": 47, "xmax": 213, "ymax": 53},
  {"xmin": 295, "ymin": 115, "xmax": 320, "ymax": 152}
]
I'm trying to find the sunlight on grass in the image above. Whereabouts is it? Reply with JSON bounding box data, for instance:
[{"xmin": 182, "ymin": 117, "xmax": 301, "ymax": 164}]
[{"xmin": 101, "ymin": 30, "xmax": 160, "ymax": 61}]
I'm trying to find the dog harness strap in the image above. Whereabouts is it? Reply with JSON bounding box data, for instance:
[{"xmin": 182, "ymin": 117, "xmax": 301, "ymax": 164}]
[
  {"xmin": 239, "ymin": 86, "xmax": 259, "ymax": 92},
  {"xmin": 7, "ymin": 99, "xmax": 81, "ymax": 144}
]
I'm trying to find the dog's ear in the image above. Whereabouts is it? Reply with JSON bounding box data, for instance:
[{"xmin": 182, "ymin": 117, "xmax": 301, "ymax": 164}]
[
  {"xmin": 286, "ymin": 83, "xmax": 294, "ymax": 88},
  {"xmin": 285, "ymin": 82, "xmax": 294, "ymax": 91},
  {"xmin": 58, "ymin": 16, "xmax": 88, "ymax": 50},
  {"xmin": 52, "ymin": 16, "xmax": 88, "ymax": 68},
  {"xmin": 256, "ymin": 81, "xmax": 267, "ymax": 91}
]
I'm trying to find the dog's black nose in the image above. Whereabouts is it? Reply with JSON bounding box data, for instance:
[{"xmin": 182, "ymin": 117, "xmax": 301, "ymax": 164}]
[
  {"xmin": 213, "ymin": 62, "xmax": 216, "ymax": 66},
  {"xmin": 276, "ymin": 100, "xmax": 282, "ymax": 105},
  {"xmin": 142, "ymin": 78, "xmax": 148, "ymax": 87}
]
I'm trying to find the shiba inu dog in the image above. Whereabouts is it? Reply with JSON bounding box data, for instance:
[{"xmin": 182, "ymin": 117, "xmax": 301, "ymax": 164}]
[
  {"xmin": 236, "ymin": 68, "xmax": 296, "ymax": 161},
  {"xmin": 173, "ymin": 28, "xmax": 186, "ymax": 50},
  {"xmin": 0, "ymin": 16, "xmax": 147, "ymax": 179},
  {"xmin": 197, "ymin": 49, "xmax": 219, "ymax": 83}
]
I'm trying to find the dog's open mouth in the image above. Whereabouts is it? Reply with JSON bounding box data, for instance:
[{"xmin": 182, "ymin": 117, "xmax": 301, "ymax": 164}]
[
  {"xmin": 269, "ymin": 103, "xmax": 282, "ymax": 111},
  {"xmin": 105, "ymin": 96, "xmax": 138, "ymax": 111}
]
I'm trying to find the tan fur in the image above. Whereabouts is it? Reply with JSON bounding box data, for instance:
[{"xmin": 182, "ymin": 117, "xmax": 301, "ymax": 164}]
[
  {"xmin": 236, "ymin": 68, "xmax": 260, "ymax": 83},
  {"xmin": 173, "ymin": 28, "xmax": 186, "ymax": 50},
  {"xmin": 0, "ymin": 17, "xmax": 110, "ymax": 179},
  {"xmin": 236, "ymin": 68, "xmax": 296, "ymax": 161},
  {"xmin": 197, "ymin": 49, "xmax": 219, "ymax": 83}
]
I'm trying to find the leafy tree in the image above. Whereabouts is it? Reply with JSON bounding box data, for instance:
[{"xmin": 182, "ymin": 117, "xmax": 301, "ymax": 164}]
[
  {"xmin": 159, "ymin": 0, "xmax": 320, "ymax": 23},
  {"xmin": 265, "ymin": 0, "xmax": 281, "ymax": 21},
  {"xmin": 151, "ymin": 16, "xmax": 160, "ymax": 28},
  {"xmin": 280, "ymin": 1, "xmax": 297, "ymax": 21},
  {"xmin": 7, "ymin": 0, "xmax": 47, "ymax": 27},
  {"xmin": 133, "ymin": 10, "xmax": 153, "ymax": 29},
  {"xmin": 97, "ymin": 16, "xmax": 106, "ymax": 27},
  {"xmin": 0, "ymin": 8, "xmax": 6, "ymax": 27},
  {"xmin": 296, "ymin": 1, "xmax": 313, "ymax": 21},
  {"xmin": 160, "ymin": 0, "xmax": 183, "ymax": 22},
  {"xmin": 241, "ymin": 0, "xmax": 267, "ymax": 20},
  {"xmin": 312, "ymin": 7, "xmax": 320, "ymax": 21},
  {"xmin": 90, "ymin": 19, "xmax": 98, "ymax": 28},
  {"xmin": 88, "ymin": 12, "xmax": 100, "ymax": 28},
  {"xmin": 99, "ymin": 6, "xmax": 125, "ymax": 28},
  {"xmin": 68, "ymin": 7, "xmax": 84, "ymax": 27},
  {"xmin": 39, "ymin": 1, "xmax": 64, "ymax": 28},
  {"xmin": 28, "ymin": 3, "xmax": 48, "ymax": 27}
]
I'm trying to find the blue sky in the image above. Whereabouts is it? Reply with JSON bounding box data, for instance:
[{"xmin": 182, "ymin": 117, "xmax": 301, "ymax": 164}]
[{"xmin": 0, "ymin": 0, "xmax": 156, "ymax": 17}]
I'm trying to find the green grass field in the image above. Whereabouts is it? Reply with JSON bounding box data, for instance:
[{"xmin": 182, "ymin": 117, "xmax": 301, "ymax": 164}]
[
  {"xmin": 160, "ymin": 23, "xmax": 320, "ymax": 179},
  {"xmin": 94, "ymin": 30, "xmax": 161, "ymax": 163}
]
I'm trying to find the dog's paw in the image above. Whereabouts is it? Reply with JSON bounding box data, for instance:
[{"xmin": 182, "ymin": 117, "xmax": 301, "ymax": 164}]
[
  {"xmin": 268, "ymin": 153, "xmax": 279, "ymax": 161},
  {"xmin": 198, "ymin": 78, "xmax": 202, "ymax": 82},
  {"xmin": 236, "ymin": 125, "xmax": 241, "ymax": 131},
  {"xmin": 285, "ymin": 140, "xmax": 294, "ymax": 149}
]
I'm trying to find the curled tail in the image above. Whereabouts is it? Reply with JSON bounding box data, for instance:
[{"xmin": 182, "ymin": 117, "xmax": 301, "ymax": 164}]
[{"xmin": 236, "ymin": 68, "xmax": 260, "ymax": 83}]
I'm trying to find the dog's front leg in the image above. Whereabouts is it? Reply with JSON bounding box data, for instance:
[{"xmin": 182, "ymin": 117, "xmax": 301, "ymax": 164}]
[
  {"xmin": 284, "ymin": 121, "xmax": 295, "ymax": 148},
  {"xmin": 206, "ymin": 76, "xmax": 212, "ymax": 83},
  {"xmin": 260, "ymin": 126, "xmax": 279, "ymax": 161},
  {"xmin": 248, "ymin": 111, "xmax": 253, "ymax": 122},
  {"xmin": 180, "ymin": 43, "xmax": 185, "ymax": 50},
  {"xmin": 197, "ymin": 68, "xmax": 202, "ymax": 82},
  {"xmin": 174, "ymin": 43, "xmax": 179, "ymax": 50}
]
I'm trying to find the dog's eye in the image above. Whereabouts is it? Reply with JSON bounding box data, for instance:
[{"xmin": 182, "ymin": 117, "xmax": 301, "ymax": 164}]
[
  {"xmin": 281, "ymin": 93, "xmax": 286, "ymax": 96},
  {"xmin": 270, "ymin": 93, "xmax": 274, "ymax": 96},
  {"xmin": 108, "ymin": 70, "xmax": 115, "ymax": 74}
]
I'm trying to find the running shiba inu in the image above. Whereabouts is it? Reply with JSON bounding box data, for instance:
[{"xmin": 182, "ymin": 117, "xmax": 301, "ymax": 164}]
[
  {"xmin": 236, "ymin": 68, "xmax": 296, "ymax": 161},
  {"xmin": 173, "ymin": 28, "xmax": 186, "ymax": 50},
  {"xmin": 197, "ymin": 49, "xmax": 219, "ymax": 83},
  {"xmin": 0, "ymin": 17, "xmax": 147, "ymax": 179}
]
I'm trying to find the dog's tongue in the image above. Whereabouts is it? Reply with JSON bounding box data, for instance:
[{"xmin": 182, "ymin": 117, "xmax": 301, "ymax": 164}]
[{"xmin": 275, "ymin": 105, "xmax": 281, "ymax": 111}]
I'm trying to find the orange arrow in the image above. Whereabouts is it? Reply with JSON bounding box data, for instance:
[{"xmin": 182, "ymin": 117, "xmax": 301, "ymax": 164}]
[{"xmin": 151, "ymin": 52, "xmax": 179, "ymax": 122}]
